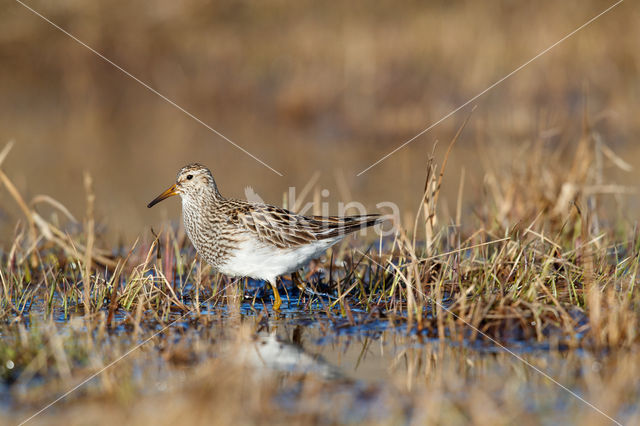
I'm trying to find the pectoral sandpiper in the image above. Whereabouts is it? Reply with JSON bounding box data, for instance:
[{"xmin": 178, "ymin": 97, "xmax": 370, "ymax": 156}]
[{"xmin": 147, "ymin": 164, "xmax": 381, "ymax": 310}]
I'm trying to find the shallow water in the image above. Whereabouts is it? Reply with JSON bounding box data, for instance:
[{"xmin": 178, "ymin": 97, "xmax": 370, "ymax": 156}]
[{"xmin": 2, "ymin": 278, "xmax": 638, "ymax": 425}]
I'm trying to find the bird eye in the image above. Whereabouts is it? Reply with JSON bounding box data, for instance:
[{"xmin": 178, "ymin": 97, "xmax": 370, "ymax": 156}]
[{"xmin": 186, "ymin": 174, "xmax": 193, "ymax": 180}]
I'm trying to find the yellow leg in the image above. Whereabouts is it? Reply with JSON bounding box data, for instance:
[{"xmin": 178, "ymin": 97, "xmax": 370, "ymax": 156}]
[{"xmin": 268, "ymin": 280, "xmax": 282, "ymax": 311}]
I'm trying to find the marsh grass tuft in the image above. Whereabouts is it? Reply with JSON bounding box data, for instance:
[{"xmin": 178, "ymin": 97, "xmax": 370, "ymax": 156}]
[{"xmin": 1, "ymin": 127, "xmax": 639, "ymax": 424}]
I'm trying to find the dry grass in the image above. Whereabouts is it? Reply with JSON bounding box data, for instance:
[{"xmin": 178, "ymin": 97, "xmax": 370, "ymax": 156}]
[
  {"xmin": 3, "ymin": 320, "xmax": 640, "ymax": 425},
  {"xmin": 1, "ymin": 117, "xmax": 639, "ymax": 423},
  {"xmin": 2, "ymin": 120, "xmax": 639, "ymax": 347},
  {"xmin": 1, "ymin": 1, "xmax": 639, "ymax": 422}
]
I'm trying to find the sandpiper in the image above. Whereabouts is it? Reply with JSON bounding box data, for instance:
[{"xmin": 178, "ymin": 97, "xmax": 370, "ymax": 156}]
[{"xmin": 147, "ymin": 163, "xmax": 381, "ymax": 310}]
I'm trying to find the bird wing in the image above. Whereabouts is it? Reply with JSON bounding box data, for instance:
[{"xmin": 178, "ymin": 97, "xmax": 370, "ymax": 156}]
[{"xmin": 235, "ymin": 204, "xmax": 381, "ymax": 249}]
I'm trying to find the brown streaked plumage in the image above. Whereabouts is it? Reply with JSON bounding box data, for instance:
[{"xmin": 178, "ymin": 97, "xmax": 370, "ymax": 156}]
[{"xmin": 147, "ymin": 163, "xmax": 382, "ymax": 310}]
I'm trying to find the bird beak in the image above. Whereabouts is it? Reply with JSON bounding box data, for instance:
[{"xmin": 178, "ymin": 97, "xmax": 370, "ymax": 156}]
[{"xmin": 147, "ymin": 184, "xmax": 178, "ymax": 208}]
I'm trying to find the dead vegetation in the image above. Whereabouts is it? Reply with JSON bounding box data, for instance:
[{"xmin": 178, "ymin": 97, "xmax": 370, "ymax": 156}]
[{"xmin": 0, "ymin": 117, "xmax": 639, "ymax": 423}]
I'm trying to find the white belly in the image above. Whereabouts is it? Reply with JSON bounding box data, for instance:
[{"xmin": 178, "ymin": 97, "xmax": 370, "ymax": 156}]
[{"xmin": 218, "ymin": 237, "xmax": 341, "ymax": 282}]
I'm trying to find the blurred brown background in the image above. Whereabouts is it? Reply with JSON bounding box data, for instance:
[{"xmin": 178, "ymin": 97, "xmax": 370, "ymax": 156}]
[{"xmin": 0, "ymin": 0, "xmax": 638, "ymax": 243}]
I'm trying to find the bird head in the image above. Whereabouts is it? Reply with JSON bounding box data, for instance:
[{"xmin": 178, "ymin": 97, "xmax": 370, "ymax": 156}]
[{"xmin": 147, "ymin": 163, "xmax": 218, "ymax": 208}]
